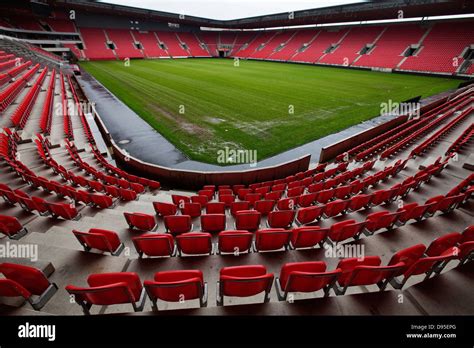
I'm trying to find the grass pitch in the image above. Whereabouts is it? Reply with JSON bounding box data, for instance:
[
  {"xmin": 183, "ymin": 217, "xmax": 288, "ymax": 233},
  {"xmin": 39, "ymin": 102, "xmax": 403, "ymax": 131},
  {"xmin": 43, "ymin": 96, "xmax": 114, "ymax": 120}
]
[{"xmin": 80, "ymin": 59, "xmax": 459, "ymax": 164}]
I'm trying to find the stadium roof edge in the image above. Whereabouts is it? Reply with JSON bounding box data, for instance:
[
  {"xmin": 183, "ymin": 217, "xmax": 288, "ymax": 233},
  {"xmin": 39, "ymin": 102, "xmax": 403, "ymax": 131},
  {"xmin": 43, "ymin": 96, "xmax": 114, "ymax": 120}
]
[{"xmin": 41, "ymin": 0, "xmax": 474, "ymax": 29}]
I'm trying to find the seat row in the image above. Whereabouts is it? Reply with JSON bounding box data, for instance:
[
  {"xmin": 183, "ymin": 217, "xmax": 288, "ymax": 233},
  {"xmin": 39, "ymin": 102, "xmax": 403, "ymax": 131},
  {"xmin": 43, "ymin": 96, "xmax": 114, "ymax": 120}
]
[
  {"xmin": 445, "ymin": 122, "xmax": 474, "ymax": 156},
  {"xmin": 10, "ymin": 67, "xmax": 48, "ymax": 129},
  {"xmin": 39, "ymin": 69, "xmax": 56, "ymax": 135},
  {"xmin": 410, "ymin": 106, "xmax": 472, "ymax": 158},
  {"xmin": 1, "ymin": 221, "xmax": 471, "ymax": 313},
  {"xmin": 64, "ymin": 227, "xmax": 472, "ymax": 313},
  {"xmin": 0, "ymin": 63, "xmax": 40, "ymax": 112}
]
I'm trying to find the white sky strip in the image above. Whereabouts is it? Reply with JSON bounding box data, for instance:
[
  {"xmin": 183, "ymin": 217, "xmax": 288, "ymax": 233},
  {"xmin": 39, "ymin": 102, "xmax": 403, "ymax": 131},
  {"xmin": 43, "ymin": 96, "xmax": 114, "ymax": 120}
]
[{"xmin": 100, "ymin": 0, "xmax": 367, "ymax": 20}]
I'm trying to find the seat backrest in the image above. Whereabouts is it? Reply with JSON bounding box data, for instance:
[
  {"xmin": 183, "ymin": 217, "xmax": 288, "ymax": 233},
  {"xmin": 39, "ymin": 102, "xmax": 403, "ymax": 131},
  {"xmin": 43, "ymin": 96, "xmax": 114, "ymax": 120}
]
[
  {"xmin": 220, "ymin": 265, "xmax": 274, "ymax": 297},
  {"xmin": 280, "ymin": 262, "xmax": 342, "ymax": 293},
  {"xmin": 200, "ymin": 214, "xmax": 226, "ymax": 232},
  {"xmin": 388, "ymin": 244, "xmax": 426, "ymax": 273},
  {"xmin": 329, "ymin": 219, "xmax": 364, "ymax": 242},
  {"xmin": 0, "ymin": 278, "xmax": 32, "ymax": 299},
  {"xmin": 48, "ymin": 202, "xmax": 78, "ymax": 220},
  {"xmin": 255, "ymin": 229, "xmax": 291, "ymax": 251},
  {"xmin": 296, "ymin": 205, "xmax": 324, "ymax": 224},
  {"xmin": 144, "ymin": 270, "xmax": 204, "ymax": 302},
  {"xmin": 425, "ymin": 233, "xmax": 462, "ymax": 257},
  {"xmin": 171, "ymin": 194, "xmax": 190, "ymax": 207},
  {"xmin": 132, "ymin": 234, "xmax": 174, "ymax": 257},
  {"xmin": 182, "ymin": 202, "xmax": 202, "ymax": 217},
  {"xmin": 336, "ymin": 256, "xmax": 381, "ymax": 286},
  {"xmin": 404, "ymin": 251, "xmax": 458, "ymax": 278},
  {"xmin": 124, "ymin": 212, "xmax": 156, "ymax": 231},
  {"xmin": 153, "ymin": 202, "xmax": 177, "ymax": 217},
  {"xmin": 254, "ymin": 200, "xmax": 275, "ymax": 215},
  {"xmin": 268, "ymin": 210, "xmax": 295, "ymax": 228},
  {"xmin": 218, "ymin": 230, "xmax": 253, "ymax": 254},
  {"xmin": 206, "ymin": 202, "xmax": 225, "ymax": 214},
  {"xmin": 164, "ymin": 215, "xmax": 192, "ymax": 234},
  {"xmin": 176, "ymin": 232, "xmax": 212, "ymax": 254},
  {"xmin": 291, "ymin": 226, "xmax": 328, "ymax": 249},
  {"xmin": 235, "ymin": 210, "xmax": 261, "ymax": 230},
  {"xmin": 230, "ymin": 201, "xmax": 250, "ymax": 216},
  {"xmin": 0, "ymin": 262, "xmax": 51, "ymax": 295},
  {"xmin": 0, "ymin": 215, "xmax": 22, "ymax": 236}
]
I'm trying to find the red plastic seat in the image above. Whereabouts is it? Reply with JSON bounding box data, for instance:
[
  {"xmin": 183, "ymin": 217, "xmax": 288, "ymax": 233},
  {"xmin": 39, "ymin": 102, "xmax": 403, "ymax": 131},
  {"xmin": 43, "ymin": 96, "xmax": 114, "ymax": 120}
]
[
  {"xmin": 164, "ymin": 215, "xmax": 192, "ymax": 235},
  {"xmin": 295, "ymin": 205, "xmax": 324, "ymax": 225},
  {"xmin": 217, "ymin": 265, "xmax": 274, "ymax": 306},
  {"xmin": 370, "ymin": 187, "xmax": 399, "ymax": 206},
  {"xmin": 200, "ymin": 214, "xmax": 226, "ymax": 233},
  {"xmin": 153, "ymin": 202, "xmax": 178, "ymax": 217},
  {"xmin": 205, "ymin": 202, "xmax": 225, "ymax": 214},
  {"xmin": 237, "ymin": 188, "xmax": 251, "ymax": 200},
  {"xmin": 176, "ymin": 232, "xmax": 213, "ymax": 256},
  {"xmin": 254, "ymin": 200, "xmax": 276, "ymax": 215},
  {"xmin": 0, "ymin": 215, "xmax": 27, "ymax": 239},
  {"xmin": 425, "ymin": 232, "xmax": 462, "ymax": 257},
  {"xmin": 323, "ymin": 199, "xmax": 349, "ymax": 218},
  {"xmin": 244, "ymin": 193, "xmax": 262, "ymax": 206},
  {"xmin": 65, "ymin": 272, "xmax": 145, "ymax": 315},
  {"xmin": 0, "ymin": 262, "xmax": 58, "ymax": 310},
  {"xmin": 124, "ymin": 212, "xmax": 157, "ymax": 231},
  {"xmin": 144, "ymin": 270, "xmax": 207, "ymax": 310},
  {"xmin": 287, "ymin": 186, "xmax": 304, "ymax": 198},
  {"xmin": 90, "ymin": 194, "xmax": 114, "ymax": 208},
  {"xmin": 181, "ymin": 202, "xmax": 202, "ymax": 218},
  {"xmin": 276, "ymin": 261, "xmax": 342, "ymax": 300},
  {"xmin": 217, "ymin": 230, "xmax": 253, "ymax": 255},
  {"xmin": 276, "ymin": 197, "xmax": 298, "ymax": 210},
  {"xmin": 46, "ymin": 202, "xmax": 80, "ymax": 220},
  {"xmin": 327, "ymin": 220, "xmax": 365, "ymax": 244},
  {"xmin": 267, "ymin": 210, "xmax": 295, "ymax": 229},
  {"xmin": 218, "ymin": 194, "xmax": 235, "ymax": 206},
  {"xmin": 334, "ymin": 256, "xmax": 404, "ymax": 295},
  {"xmin": 389, "ymin": 248, "xmax": 459, "ymax": 289},
  {"xmin": 396, "ymin": 202, "xmax": 434, "ymax": 225},
  {"xmin": 265, "ymin": 190, "xmax": 284, "ymax": 200},
  {"xmin": 197, "ymin": 190, "xmax": 214, "ymax": 200},
  {"xmin": 254, "ymin": 228, "xmax": 291, "ymax": 252},
  {"xmin": 298, "ymin": 192, "xmax": 317, "ymax": 207},
  {"xmin": 347, "ymin": 193, "xmax": 373, "ymax": 212},
  {"xmin": 290, "ymin": 226, "xmax": 328, "ymax": 249},
  {"xmin": 230, "ymin": 201, "xmax": 250, "ymax": 216},
  {"xmin": 364, "ymin": 211, "xmax": 401, "ymax": 235},
  {"xmin": 132, "ymin": 234, "xmax": 176, "ymax": 258},
  {"xmin": 73, "ymin": 228, "xmax": 124, "ymax": 256},
  {"xmin": 171, "ymin": 194, "xmax": 191, "ymax": 207},
  {"xmin": 119, "ymin": 188, "xmax": 137, "ymax": 201},
  {"xmin": 316, "ymin": 189, "xmax": 334, "ymax": 204},
  {"xmin": 334, "ymin": 185, "xmax": 352, "ymax": 200},
  {"xmin": 235, "ymin": 210, "xmax": 261, "ymax": 231}
]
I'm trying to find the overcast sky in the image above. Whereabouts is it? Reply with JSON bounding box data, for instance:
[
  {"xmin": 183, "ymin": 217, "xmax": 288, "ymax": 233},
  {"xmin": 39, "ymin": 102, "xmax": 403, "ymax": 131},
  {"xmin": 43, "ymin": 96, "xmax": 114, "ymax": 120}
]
[{"xmin": 100, "ymin": 0, "xmax": 367, "ymax": 20}]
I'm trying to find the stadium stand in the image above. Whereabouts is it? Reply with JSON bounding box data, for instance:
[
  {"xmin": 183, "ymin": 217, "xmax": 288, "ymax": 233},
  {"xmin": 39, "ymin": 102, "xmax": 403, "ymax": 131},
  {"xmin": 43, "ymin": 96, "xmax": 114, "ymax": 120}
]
[{"xmin": 0, "ymin": 0, "xmax": 472, "ymax": 321}]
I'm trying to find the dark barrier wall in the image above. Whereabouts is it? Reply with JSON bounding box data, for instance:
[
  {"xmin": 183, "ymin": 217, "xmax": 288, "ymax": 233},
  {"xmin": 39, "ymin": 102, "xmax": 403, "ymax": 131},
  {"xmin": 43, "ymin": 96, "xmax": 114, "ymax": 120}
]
[{"xmin": 73, "ymin": 76, "xmax": 312, "ymax": 189}]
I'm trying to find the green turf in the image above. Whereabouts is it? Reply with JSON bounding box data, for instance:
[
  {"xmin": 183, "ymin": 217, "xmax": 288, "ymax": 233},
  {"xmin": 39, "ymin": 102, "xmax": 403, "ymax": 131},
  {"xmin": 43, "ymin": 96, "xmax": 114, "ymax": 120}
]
[{"xmin": 80, "ymin": 58, "xmax": 459, "ymax": 164}]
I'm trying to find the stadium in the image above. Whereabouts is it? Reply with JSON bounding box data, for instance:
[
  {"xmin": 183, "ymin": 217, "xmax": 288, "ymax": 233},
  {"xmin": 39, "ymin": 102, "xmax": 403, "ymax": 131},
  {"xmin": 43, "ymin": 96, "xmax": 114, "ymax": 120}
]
[{"xmin": 0, "ymin": 0, "xmax": 473, "ymax": 344}]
